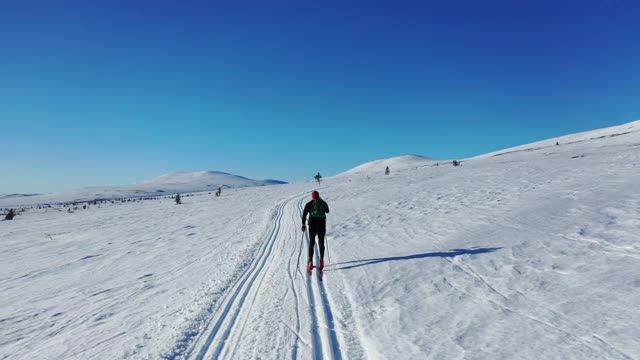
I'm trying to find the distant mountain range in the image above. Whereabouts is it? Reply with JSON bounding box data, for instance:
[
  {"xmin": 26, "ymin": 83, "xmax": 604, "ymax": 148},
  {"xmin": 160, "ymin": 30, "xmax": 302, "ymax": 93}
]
[
  {"xmin": 3, "ymin": 120, "xmax": 639, "ymax": 208},
  {"xmin": 0, "ymin": 171, "xmax": 286, "ymax": 207}
]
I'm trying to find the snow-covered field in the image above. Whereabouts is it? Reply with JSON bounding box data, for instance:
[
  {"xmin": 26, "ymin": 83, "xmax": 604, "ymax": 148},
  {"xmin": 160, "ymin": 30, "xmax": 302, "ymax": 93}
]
[{"xmin": 1, "ymin": 121, "xmax": 639, "ymax": 359}]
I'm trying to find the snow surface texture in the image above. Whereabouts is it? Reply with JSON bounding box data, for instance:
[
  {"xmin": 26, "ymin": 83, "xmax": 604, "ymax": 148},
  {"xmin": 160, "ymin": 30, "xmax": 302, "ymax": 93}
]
[
  {"xmin": 1, "ymin": 121, "xmax": 640, "ymax": 359},
  {"xmin": 339, "ymin": 155, "xmax": 435, "ymax": 176},
  {"xmin": 0, "ymin": 171, "xmax": 285, "ymax": 208}
]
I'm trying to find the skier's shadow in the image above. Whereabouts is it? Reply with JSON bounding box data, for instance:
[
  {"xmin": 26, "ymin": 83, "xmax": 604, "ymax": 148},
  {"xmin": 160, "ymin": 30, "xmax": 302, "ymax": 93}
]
[{"xmin": 325, "ymin": 247, "xmax": 502, "ymax": 271}]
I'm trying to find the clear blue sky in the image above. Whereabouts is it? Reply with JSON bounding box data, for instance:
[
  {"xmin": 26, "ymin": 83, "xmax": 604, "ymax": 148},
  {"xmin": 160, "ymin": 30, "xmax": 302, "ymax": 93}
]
[{"xmin": 1, "ymin": 0, "xmax": 639, "ymax": 193}]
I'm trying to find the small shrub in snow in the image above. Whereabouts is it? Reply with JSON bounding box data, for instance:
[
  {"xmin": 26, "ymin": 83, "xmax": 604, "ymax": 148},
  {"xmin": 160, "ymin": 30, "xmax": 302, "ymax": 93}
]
[
  {"xmin": 175, "ymin": 194, "xmax": 182, "ymax": 205},
  {"xmin": 452, "ymin": 160, "xmax": 461, "ymax": 167},
  {"xmin": 5, "ymin": 209, "xmax": 15, "ymax": 220}
]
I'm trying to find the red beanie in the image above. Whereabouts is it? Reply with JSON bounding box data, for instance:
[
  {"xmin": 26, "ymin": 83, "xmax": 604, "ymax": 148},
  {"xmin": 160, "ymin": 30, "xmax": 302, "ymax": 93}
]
[{"xmin": 311, "ymin": 191, "xmax": 319, "ymax": 199}]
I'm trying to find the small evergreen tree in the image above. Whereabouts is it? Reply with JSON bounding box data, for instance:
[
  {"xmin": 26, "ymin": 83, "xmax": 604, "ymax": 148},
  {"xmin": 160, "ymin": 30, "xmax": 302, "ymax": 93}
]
[
  {"xmin": 175, "ymin": 194, "xmax": 182, "ymax": 205},
  {"xmin": 385, "ymin": 166, "xmax": 390, "ymax": 175},
  {"xmin": 314, "ymin": 172, "xmax": 322, "ymax": 184}
]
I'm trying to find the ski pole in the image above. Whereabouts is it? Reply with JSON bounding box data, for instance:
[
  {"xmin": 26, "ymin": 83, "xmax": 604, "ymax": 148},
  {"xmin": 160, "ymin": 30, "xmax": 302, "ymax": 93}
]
[
  {"xmin": 325, "ymin": 235, "xmax": 331, "ymax": 264},
  {"xmin": 294, "ymin": 229, "xmax": 305, "ymax": 280}
]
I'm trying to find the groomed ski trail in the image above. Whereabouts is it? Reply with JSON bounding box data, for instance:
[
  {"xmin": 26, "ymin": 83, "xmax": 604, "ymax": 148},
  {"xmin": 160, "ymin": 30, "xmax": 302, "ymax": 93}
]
[
  {"xmin": 187, "ymin": 193, "xmax": 300, "ymax": 359},
  {"xmin": 183, "ymin": 191, "xmax": 355, "ymax": 360},
  {"xmin": 297, "ymin": 200, "xmax": 344, "ymax": 360}
]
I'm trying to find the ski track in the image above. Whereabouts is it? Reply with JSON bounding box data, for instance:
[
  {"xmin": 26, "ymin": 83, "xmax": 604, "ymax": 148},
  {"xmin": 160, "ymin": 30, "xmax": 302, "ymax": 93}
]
[
  {"xmin": 187, "ymin": 194, "xmax": 297, "ymax": 360},
  {"xmin": 298, "ymin": 199, "xmax": 344, "ymax": 360},
  {"xmin": 286, "ymin": 198, "xmax": 306, "ymax": 359},
  {"xmin": 184, "ymin": 191, "xmax": 349, "ymax": 360}
]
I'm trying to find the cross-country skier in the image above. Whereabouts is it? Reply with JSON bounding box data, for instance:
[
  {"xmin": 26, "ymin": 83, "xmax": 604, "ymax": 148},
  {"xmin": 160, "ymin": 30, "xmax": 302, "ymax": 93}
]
[{"xmin": 301, "ymin": 190, "xmax": 330, "ymax": 271}]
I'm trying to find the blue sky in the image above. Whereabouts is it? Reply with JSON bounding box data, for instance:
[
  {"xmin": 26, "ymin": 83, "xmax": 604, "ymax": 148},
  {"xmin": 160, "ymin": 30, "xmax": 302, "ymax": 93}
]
[{"xmin": 1, "ymin": 0, "xmax": 639, "ymax": 193}]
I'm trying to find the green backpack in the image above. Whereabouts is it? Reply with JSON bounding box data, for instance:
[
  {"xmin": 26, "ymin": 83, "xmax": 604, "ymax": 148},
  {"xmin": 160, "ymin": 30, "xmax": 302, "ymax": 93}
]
[{"xmin": 311, "ymin": 199, "xmax": 327, "ymax": 219}]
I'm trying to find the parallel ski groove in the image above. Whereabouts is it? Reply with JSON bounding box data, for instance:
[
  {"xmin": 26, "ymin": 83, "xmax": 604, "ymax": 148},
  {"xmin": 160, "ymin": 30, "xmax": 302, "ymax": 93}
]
[
  {"xmin": 316, "ymin": 279, "xmax": 342, "ymax": 360},
  {"xmin": 299, "ymin": 198, "xmax": 344, "ymax": 360},
  {"xmin": 223, "ymin": 202, "xmax": 285, "ymax": 359},
  {"xmin": 286, "ymin": 198, "xmax": 305, "ymax": 359},
  {"xmin": 189, "ymin": 196, "xmax": 293, "ymax": 360},
  {"xmin": 306, "ymin": 268, "xmax": 324, "ymax": 360},
  {"xmin": 298, "ymin": 200, "xmax": 324, "ymax": 360}
]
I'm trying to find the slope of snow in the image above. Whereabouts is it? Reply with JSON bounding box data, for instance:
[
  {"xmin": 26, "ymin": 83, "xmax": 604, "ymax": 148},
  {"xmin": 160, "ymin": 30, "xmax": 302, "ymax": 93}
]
[
  {"xmin": 133, "ymin": 171, "xmax": 283, "ymax": 188},
  {"xmin": 1, "ymin": 121, "xmax": 639, "ymax": 359},
  {"xmin": 0, "ymin": 194, "xmax": 39, "ymax": 201},
  {"xmin": 474, "ymin": 120, "xmax": 640, "ymax": 159},
  {"xmin": 340, "ymin": 154, "xmax": 436, "ymax": 176},
  {"xmin": 0, "ymin": 171, "xmax": 286, "ymax": 208}
]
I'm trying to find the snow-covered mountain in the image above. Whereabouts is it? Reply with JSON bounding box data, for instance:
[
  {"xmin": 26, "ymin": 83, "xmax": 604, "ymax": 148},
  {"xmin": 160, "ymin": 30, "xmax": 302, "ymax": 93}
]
[
  {"xmin": 1, "ymin": 120, "xmax": 639, "ymax": 359},
  {"xmin": 0, "ymin": 171, "xmax": 286, "ymax": 207},
  {"xmin": 132, "ymin": 171, "xmax": 285, "ymax": 191},
  {"xmin": 0, "ymin": 193, "xmax": 39, "ymax": 200}
]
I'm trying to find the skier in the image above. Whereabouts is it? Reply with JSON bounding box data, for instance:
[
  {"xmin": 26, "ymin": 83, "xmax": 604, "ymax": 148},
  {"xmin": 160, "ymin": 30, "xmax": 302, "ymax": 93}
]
[
  {"xmin": 5, "ymin": 209, "xmax": 15, "ymax": 220},
  {"xmin": 301, "ymin": 190, "xmax": 330, "ymax": 271}
]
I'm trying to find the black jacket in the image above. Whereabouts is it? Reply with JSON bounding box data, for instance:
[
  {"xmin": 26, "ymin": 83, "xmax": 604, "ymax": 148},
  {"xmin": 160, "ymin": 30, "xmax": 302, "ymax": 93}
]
[{"xmin": 302, "ymin": 198, "xmax": 330, "ymax": 225}]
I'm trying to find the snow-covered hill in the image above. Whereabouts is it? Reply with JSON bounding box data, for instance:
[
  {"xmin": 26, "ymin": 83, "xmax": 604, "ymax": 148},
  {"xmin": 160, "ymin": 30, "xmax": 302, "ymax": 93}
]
[
  {"xmin": 0, "ymin": 171, "xmax": 286, "ymax": 207},
  {"xmin": 1, "ymin": 120, "xmax": 639, "ymax": 359},
  {"xmin": 133, "ymin": 171, "xmax": 284, "ymax": 189},
  {"xmin": 0, "ymin": 194, "xmax": 39, "ymax": 201},
  {"xmin": 475, "ymin": 120, "xmax": 640, "ymax": 159},
  {"xmin": 340, "ymin": 154, "xmax": 436, "ymax": 176}
]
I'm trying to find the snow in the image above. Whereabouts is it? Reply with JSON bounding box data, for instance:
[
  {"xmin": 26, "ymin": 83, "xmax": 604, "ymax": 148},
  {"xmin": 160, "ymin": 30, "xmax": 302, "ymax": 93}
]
[
  {"xmin": 339, "ymin": 154, "xmax": 436, "ymax": 176},
  {"xmin": 0, "ymin": 171, "xmax": 286, "ymax": 208},
  {"xmin": 1, "ymin": 121, "xmax": 639, "ymax": 359},
  {"xmin": 474, "ymin": 120, "xmax": 640, "ymax": 159},
  {"xmin": 132, "ymin": 171, "xmax": 283, "ymax": 189},
  {"xmin": 0, "ymin": 194, "xmax": 39, "ymax": 201}
]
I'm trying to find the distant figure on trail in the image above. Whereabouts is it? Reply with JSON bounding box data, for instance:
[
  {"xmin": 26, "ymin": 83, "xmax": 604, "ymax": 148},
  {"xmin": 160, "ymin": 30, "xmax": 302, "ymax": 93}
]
[
  {"xmin": 5, "ymin": 209, "xmax": 15, "ymax": 220},
  {"xmin": 216, "ymin": 187, "xmax": 221, "ymax": 197},
  {"xmin": 301, "ymin": 190, "xmax": 330, "ymax": 271}
]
